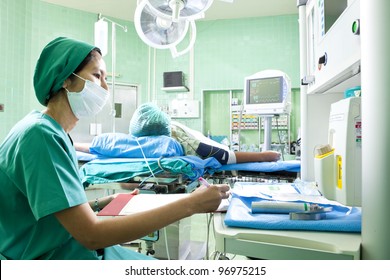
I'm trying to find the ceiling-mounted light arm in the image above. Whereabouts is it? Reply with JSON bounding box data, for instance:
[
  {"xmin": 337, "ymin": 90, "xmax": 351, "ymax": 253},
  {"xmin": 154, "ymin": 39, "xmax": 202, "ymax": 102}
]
[
  {"xmin": 148, "ymin": 0, "xmax": 214, "ymax": 21},
  {"xmin": 134, "ymin": 0, "xmax": 189, "ymax": 49},
  {"xmin": 170, "ymin": 20, "xmax": 196, "ymax": 58},
  {"xmin": 169, "ymin": 0, "xmax": 185, "ymax": 22},
  {"xmin": 135, "ymin": 0, "xmax": 199, "ymax": 58}
]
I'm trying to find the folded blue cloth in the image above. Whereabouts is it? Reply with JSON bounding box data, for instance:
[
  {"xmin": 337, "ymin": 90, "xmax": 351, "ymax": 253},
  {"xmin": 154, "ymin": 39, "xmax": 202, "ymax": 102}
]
[
  {"xmin": 217, "ymin": 160, "xmax": 300, "ymax": 173},
  {"xmin": 225, "ymin": 193, "xmax": 361, "ymax": 233}
]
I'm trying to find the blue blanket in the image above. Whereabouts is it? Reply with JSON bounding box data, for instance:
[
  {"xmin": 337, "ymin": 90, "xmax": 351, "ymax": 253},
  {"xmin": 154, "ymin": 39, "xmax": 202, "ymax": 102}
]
[
  {"xmin": 90, "ymin": 133, "xmax": 184, "ymax": 158},
  {"xmin": 225, "ymin": 192, "xmax": 361, "ymax": 233}
]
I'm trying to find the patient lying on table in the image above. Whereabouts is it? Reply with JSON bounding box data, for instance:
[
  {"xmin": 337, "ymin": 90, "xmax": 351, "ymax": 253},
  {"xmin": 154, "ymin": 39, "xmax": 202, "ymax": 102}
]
[{"xmin": 74, "ymin": 103, "xmax": 280, "ymax": 164}]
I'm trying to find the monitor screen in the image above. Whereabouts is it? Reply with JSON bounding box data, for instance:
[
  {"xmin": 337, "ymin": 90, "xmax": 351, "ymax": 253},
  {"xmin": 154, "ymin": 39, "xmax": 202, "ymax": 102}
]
[
  {"xmin": 246, "ymin": 76, "xmax": 283, "ymax": 105},
  {"xmin": 243, "ymin": 70, "xmax": 290, "ymax": 115}
]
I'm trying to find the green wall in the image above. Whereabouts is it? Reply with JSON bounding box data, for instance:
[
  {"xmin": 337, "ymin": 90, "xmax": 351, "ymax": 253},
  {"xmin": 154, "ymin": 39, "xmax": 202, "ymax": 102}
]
[
  {"xmin": 151, "ymin": 16, "xmax": 300, "ymax": 135},
  {"xmin": 0, "ymin": 0, "xmax": 151, "ymax": 142},
  {"xmin": 0, "ymin": 0, "xmax": 300, "ymax": 144}
]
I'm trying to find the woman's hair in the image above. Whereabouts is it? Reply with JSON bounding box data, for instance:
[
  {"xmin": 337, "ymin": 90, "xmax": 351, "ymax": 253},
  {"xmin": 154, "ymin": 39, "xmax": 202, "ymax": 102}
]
[{"xmin": 69, "ymin": 47, "xmax": 102, "ymax": 81}]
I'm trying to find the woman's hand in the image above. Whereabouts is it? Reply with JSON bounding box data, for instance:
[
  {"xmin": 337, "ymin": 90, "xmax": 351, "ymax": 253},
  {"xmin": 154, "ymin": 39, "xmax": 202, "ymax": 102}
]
[{"xmin": 187, "ymin": 184, "xmax": 230, "ymax": 213}]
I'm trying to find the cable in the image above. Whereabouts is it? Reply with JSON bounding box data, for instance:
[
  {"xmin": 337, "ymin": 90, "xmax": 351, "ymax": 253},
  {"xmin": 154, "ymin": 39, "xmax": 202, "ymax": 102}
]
[
  {"xmin": 163, "ymin": 227, "xmax": 171, "ymax": 260},
  {"xmin": 205, "ymin": 213, "xmax": 213, "ymax": 260},
  {"xmin": 208, "ymin": 212, "xmax": 237, "ymax": 260},
  {"xmin": 275, "ymin": 115, "xmax": 285, "ymax": 161},
  {"xmin": 135, "ymin": 138, "xmax": 157, "ymax": 179},
  {"xmin": 136, "ymin": 138, "xmax": 171, "ymax": 259},
  {"xmin": 237, "ymin": 103, "xmax": 244, "ymax": 151}
]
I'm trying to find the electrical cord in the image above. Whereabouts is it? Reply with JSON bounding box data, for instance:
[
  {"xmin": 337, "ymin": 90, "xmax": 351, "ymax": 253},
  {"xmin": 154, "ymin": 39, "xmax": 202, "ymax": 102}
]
[
  {"xmin": 163, "ymin": 227, "xmax": 171, "ymax": 260},
  {"xmin": 208, "ymin": 212, "xmax": 237, "ymax": 260},
  {"xmin": 136, "ymin": 138, "xmax": 172, "ymax": 259},
  {"xmin": 205, "ymin": 213, "xmax": 213, "ymax": 260},
  {"xmin": 275, "ymin": 115, "xmax": 285, "ymax": 161},
  {"xmin": 237, "ymin": 103, "xmax": 244, "ymax": 150},
  {"xmin": 135, "ymin": 138, "xmax": 157, "ymax": 179}
]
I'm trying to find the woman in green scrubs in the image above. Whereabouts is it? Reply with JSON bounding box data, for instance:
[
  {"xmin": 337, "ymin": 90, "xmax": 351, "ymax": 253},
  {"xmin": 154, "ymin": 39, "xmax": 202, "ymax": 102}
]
[{"xmin": 0, "ymin": 37, "xmax": 230, "ymax": 260}]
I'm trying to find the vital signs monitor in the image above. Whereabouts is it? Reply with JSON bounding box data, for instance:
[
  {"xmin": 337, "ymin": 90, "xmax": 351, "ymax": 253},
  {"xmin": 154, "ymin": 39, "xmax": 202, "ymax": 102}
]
[{"xmin": 244, "ymin": 70, "xmax": 291, "ymax": 115}]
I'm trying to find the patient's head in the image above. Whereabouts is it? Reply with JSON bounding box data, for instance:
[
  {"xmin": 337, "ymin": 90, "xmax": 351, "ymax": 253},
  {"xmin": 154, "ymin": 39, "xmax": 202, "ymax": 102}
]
[{"xmin": 129, "ymin": 103, "xmax": 171, "ymax": 137}]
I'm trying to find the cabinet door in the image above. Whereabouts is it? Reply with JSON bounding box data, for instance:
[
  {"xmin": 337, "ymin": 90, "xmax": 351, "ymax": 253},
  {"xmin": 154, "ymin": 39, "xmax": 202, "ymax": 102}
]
[{"xmin": 203, "ymin": 90, "xmax": 230, "ymax": 138}]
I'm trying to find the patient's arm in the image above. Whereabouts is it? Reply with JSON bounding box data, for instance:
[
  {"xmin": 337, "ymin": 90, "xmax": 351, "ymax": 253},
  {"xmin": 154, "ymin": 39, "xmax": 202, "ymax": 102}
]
[
  {"xmin": 74, "ymin": 142, "xmax": 91, "ymax": 153},
  {"xmin": 235, "ymin": 150, "xmax": 281, "ymax": 163}
]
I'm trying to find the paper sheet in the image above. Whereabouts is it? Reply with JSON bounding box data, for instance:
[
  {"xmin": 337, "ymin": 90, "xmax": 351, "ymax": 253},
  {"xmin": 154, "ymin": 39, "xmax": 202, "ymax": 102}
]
[{"xmin": 119, "ymin": 194, "xmax": 190, "ymax": 215}]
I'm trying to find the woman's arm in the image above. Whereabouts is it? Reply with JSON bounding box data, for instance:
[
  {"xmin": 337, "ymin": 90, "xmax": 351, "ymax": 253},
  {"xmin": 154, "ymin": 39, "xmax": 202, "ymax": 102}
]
[{"xmin": 55, "ymin": 184, "xmax": 229, "ymax": 250}]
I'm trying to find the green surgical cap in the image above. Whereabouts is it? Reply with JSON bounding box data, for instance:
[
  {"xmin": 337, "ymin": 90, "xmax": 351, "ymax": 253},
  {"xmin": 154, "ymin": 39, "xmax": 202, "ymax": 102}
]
[{"xmin": 33, "ymin": 37, "xmax": 96, "ymax": 106}]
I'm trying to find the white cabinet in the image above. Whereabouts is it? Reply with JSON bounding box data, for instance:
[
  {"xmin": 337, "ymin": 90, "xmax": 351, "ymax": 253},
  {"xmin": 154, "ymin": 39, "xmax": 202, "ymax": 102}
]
[
  {"xmin": 304, "ymin": 0, "xmax": 361, "ymax": 94},
  {"xmin": 299, "ymin": 0, "xmax": 361, "ymax": 181}
]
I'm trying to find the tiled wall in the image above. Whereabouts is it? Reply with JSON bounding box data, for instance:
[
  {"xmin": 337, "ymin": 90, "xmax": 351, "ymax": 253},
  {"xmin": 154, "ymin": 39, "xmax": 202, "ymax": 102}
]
[
  {"xmin": 0, "ymin": 0, "xmax": 300, "ymax": 143},
  {"xmin": 0, "ymin": 0, "xmax": 32, "ymax": 139},
  {"xmin": 0, "ymin": 0, "xmax": 150, "ymax": 141}
]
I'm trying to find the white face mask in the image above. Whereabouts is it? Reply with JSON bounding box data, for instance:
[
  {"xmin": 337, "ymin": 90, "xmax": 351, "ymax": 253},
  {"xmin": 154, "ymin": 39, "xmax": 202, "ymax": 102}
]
[{"xmin": 65, "ymin": 73, "xmax": 110, "ymax": 119}]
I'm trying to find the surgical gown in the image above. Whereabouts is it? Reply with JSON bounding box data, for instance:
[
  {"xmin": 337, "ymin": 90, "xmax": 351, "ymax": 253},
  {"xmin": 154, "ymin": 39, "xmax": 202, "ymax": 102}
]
[{"xmin": 0, "ymin": 110, "xmax": 152, "ymax": 260}]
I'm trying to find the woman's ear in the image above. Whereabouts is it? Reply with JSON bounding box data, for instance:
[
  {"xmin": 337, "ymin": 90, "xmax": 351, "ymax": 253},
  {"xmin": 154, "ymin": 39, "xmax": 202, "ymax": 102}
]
[{"xmin": 62, "ymin": 78, "xmax": 71, "ymax": 89}]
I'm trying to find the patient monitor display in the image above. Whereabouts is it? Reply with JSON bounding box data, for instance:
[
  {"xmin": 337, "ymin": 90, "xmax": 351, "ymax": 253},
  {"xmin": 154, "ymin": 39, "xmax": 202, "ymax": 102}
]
[
  {"xmin": 244, "ymin": 70, "xmax": 291, "ymax": 115},
  {"xmin": 248, "ymin": 76, "xmax": 283, "ymax": 104}
]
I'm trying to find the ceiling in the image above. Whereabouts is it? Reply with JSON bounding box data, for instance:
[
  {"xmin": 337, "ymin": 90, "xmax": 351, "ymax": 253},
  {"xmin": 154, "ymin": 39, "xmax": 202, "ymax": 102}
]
[{"xmin": 41, "ymin": 0, "xmax": 299, "ymax": 22}]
